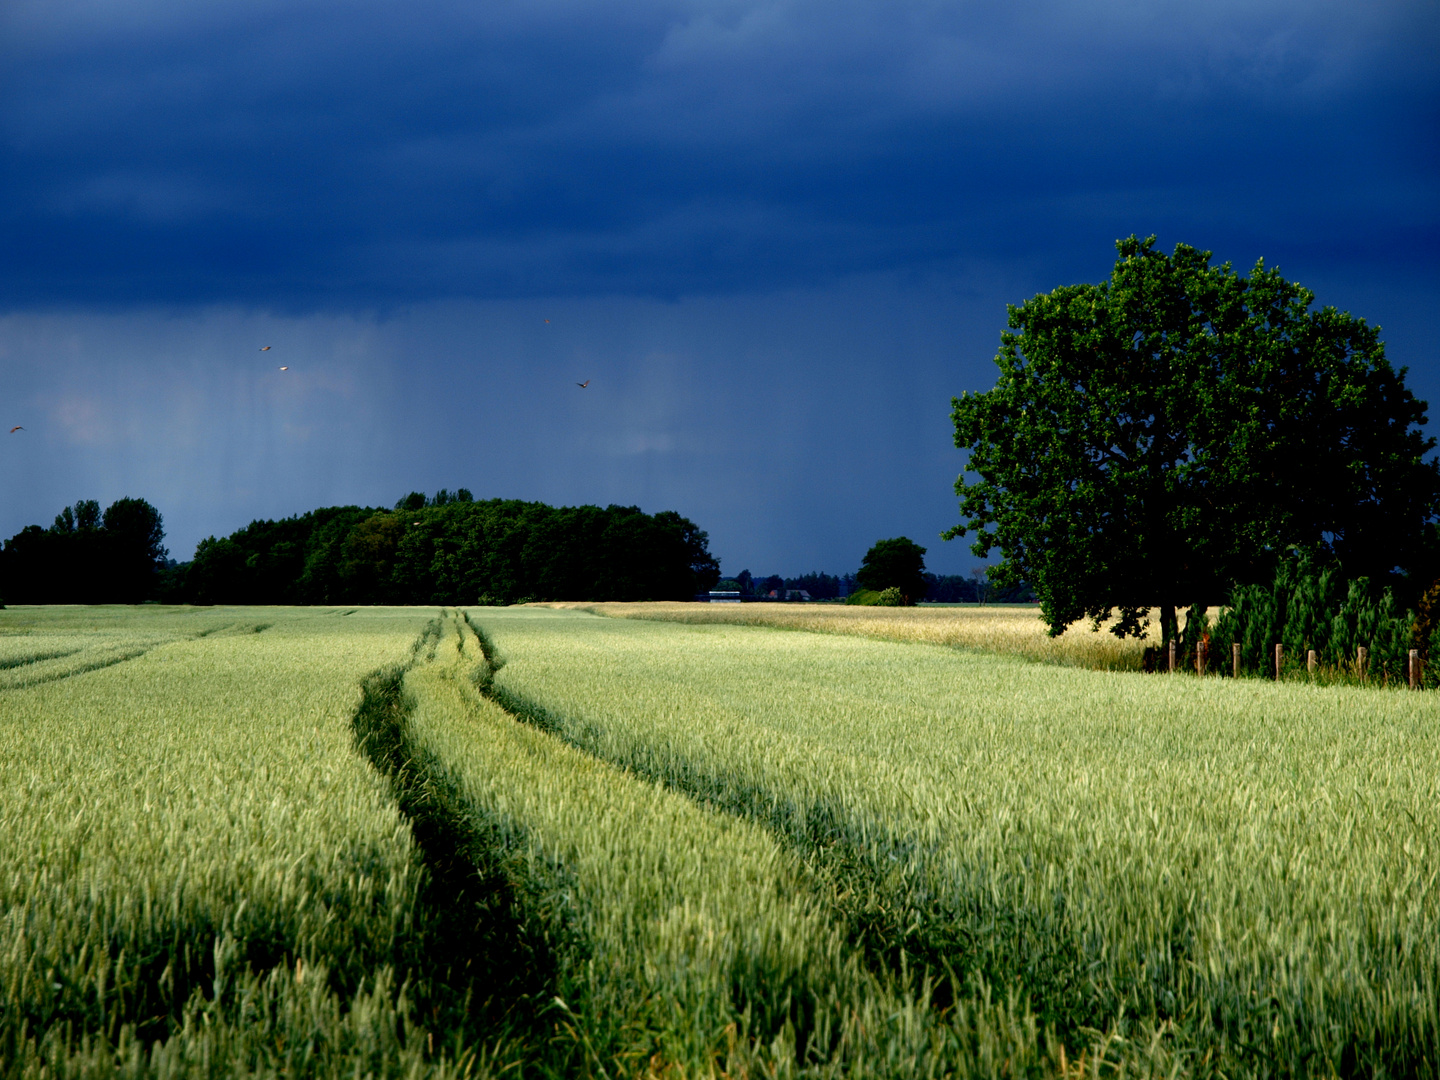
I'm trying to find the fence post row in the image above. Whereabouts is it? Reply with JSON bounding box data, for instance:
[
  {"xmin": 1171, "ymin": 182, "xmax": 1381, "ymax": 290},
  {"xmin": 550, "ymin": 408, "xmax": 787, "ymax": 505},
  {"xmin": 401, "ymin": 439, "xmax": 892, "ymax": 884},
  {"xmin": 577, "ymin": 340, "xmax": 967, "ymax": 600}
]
[{"xmin": 1186, "ymin": 642, "xmax": 1417, "ymax": 686}]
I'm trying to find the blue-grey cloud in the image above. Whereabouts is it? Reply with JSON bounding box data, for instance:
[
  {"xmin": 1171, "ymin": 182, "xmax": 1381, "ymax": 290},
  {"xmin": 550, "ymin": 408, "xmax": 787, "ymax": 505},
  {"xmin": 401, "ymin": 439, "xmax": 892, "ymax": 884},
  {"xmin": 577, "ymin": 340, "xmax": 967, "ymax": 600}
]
[
  {"xmin": 4, "ymin": 0, "xmax": 1435, "ymax": 305},
  {"xmin": 1, "ymin": 1, "xmax": 1436, "ymax": 579}
]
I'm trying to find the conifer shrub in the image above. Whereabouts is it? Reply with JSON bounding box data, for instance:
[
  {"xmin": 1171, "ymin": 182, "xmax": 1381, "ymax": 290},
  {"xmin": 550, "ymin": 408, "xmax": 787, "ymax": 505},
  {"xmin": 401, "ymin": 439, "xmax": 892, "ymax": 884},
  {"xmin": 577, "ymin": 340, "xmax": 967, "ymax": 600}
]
[{"xmin": 1210, "ymin": 554, "xmax": 1416, "ymax": 682}]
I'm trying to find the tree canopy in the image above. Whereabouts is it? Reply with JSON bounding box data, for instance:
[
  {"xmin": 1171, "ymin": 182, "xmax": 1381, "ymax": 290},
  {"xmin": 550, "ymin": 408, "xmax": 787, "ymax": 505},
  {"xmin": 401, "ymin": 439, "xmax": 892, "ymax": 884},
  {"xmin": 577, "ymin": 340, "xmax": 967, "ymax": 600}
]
[
  {"xmin": 3, "ymin": 495, "xmax": 719, "ymax": 605},
  {"xmin": 1, "ymin": 497, "xmax": 168, "ymax": 603},
  {"xmin": 183, "ymin": 497, "xmax": 720, "ymax": 605},
  {"xmin": 855, "ymin": 537, "xmax": 928, "ymax": 604},
  {"xmin": 947, "ymin": 236, "xmax": 1440, "ymax": 641}
]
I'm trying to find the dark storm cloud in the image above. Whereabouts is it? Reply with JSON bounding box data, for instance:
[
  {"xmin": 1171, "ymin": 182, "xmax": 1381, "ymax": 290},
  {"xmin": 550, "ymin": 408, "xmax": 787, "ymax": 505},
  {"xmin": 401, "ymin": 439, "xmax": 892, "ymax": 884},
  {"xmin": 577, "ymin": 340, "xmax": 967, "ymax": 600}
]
[
  {"xmin": 4, "ymin": 0, "xmax": 1435, "ymax": 306},
  {"xmin": 2, "ymin": 1, "xmax": 1437, "ymax": 579}
]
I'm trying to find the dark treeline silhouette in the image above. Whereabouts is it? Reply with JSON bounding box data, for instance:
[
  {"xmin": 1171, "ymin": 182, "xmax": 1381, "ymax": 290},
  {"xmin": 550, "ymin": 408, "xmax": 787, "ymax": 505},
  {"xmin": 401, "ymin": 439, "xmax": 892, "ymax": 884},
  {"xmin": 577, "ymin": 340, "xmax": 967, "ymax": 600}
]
[
  {"xmin": 733, "ymin": 570, "xmax": 851, "ymax": 599},
  {"xmin": 1, "ymin": 492, "xmax": 720, "ymax": 605},
  {"xmin": 184, "ymin": 493, "xmax": 721, "ymax": 605},
  {"xmin": 924, "ymin": 574, "xmax": 1034, "ymax": 604},
  {"xmin": 723, "ymin": 569, "xmax": 1035, "ymax": 603},
  {"xmin": 0, "ymin": 498, "xmax": 168, "ymax": 603}
]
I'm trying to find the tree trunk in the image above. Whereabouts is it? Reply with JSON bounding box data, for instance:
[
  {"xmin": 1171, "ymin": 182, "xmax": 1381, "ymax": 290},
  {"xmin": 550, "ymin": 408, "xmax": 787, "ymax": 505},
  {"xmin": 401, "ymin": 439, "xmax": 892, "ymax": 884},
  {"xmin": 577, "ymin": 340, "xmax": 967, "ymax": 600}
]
[{"xmin": 1161, "ymin": 603, "xmax": 1178, "ymax": 648}]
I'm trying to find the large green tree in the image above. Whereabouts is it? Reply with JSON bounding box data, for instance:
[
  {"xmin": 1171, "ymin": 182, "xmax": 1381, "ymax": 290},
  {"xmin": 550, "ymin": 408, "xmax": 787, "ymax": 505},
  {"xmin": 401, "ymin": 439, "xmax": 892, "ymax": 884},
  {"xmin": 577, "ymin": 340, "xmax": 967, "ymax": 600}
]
[{"xmin": 946, "ymin": 236, "xmax": 1440, "ymax": 642}]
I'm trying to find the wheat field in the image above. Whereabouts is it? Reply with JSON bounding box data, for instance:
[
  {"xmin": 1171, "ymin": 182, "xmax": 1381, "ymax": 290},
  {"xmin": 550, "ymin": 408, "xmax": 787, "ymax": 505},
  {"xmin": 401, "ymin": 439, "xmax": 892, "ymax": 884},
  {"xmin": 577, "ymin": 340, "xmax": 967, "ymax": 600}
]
[
  {"xmin": 478, "ymin": 605, "xmax": 1440, "ymax": 1077},
  {"xmin": 4, "ymin": 602, "xmax": 1434, "ymax": 1078},
  {"xmin": 0, "ymin": 605, "xmax": 510, "ymax": 1079},
  {"xmin": 540, "ymin": 601, "xmax": 1153, "ymax": 669}
]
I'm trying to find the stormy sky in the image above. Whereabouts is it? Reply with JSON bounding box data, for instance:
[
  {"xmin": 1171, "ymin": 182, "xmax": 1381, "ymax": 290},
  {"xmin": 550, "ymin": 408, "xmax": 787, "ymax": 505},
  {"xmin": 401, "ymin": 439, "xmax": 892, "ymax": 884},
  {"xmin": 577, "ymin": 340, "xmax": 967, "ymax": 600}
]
[{"xmin": 2, "ymin": 0, "xmax": 1437, "ymax": 576}]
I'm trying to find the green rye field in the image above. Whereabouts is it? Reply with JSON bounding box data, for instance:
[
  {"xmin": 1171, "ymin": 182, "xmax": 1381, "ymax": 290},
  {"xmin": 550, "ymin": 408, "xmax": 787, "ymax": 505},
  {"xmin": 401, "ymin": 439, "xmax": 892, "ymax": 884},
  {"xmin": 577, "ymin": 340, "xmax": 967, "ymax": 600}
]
[
  {"xmin": 2, "ymin": 603, "xmax": 1436, "ymax": 1078},
  {"xmin": 0, "ymin": 606, "xmax": 505, "ymax": 1079}
]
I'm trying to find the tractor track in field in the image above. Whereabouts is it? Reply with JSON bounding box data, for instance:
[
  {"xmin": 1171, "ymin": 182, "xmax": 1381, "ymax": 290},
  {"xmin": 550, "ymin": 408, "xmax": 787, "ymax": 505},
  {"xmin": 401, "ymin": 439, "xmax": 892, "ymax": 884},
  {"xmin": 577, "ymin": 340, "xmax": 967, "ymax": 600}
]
[
  {"xmin": 0, "ymin": 646, "xmax": 159, "ymax": 690},
  {"xmin": 380, "ymin": 611, "xmax": 1176, "ymax": 1072},
  {"xmin": 0, "ymin": 623, "xmax": 275, "ymax": 692},
  {"xmin": 462, "ymin": 611, "xmax": 1098, "ymax": 1041},
  {"xmin": 0, "ymin": 646, "xmax": 87, "ymax": 670},
  {"xmin": 348, "ymin": 627, "xmax": 564, "ymax": 1057}
]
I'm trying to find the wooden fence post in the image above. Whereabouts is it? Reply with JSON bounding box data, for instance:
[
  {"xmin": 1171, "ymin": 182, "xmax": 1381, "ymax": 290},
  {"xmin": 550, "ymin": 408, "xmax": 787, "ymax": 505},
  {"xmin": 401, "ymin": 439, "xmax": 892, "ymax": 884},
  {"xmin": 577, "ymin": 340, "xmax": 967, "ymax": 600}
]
[
  {"xmin": 1168, "ymin": 639, "xmax": 1176, "ymax": 674},
  {"xmin": 1197, "ymin": 639, "xmax": 1207, "ymax": 676},
  {"xmin": 1410, "ymin": 649, "xmax": 1422, "ymax": 690},
  {"xmin": 1232, "ymin": 642, "xmax": 1241, "ymax": 679},
  {"xmin": 1357, "ymin": 645, "xmax": 1368, "ymax": 682},
  {"xmin": 1307, "ymin": 649, "xmax": 1317, "ymax": 674},
  {"xmin": 1275, "ymin": 643, "xmax": 1283, "ymax": 681}
]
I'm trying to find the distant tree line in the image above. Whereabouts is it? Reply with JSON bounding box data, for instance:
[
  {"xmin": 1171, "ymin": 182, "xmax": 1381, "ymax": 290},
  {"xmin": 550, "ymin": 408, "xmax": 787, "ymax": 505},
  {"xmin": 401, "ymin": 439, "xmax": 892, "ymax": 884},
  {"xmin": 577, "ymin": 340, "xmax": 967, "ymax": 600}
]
[
  {"xmin": 924, "ymin": 574, "xmax": 1034, "ymax": 604},
  {"xmin": 720, "ymin": 541, "xmax": 1034, "ymax": 605},
  {"xmin": 185, "ymin": 492, "xmax": 721, "ymax": 605},
  {"xmin": 0, "ymin": 498, "xmax": 168, "ymax": 603},
  {"xmin": 711, "ymin": 574, "xmax": 1034, "ymax": 604},
  {"xmin": 723, "ymin": 570, "xmax": 854, "ymax": 600},
  {"xmin": 1, "ymin": 491, "xmax": 720, "ymax": 605},
  {"xmin": 845, "ymin": 536, "xmax": 1036, "ymax": 605},
  {"xmin": 182, "ymin": 492, "xmax": 720, "ymax": 604}
]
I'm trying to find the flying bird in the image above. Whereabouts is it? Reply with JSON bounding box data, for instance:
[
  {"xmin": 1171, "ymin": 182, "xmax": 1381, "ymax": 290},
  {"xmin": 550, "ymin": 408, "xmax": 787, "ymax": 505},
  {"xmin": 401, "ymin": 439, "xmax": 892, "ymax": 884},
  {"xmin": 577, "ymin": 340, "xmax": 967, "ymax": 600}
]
[
  {"xmin": 278, "ymin": 366, "xmax": 289, "ymax": 371},
  {"xmin": 260, "ymin": 345, "xmax": 272, "ymax": 351},
  {"xmin": 8, "ymin": 426, "xmax": 22, "ymax": 434},
  {"xmin": 576, "ymin": 380, "xmax": 590, "ymax": 388},
  {"xmin": 544, "ymin": 319, "xmax": 550, "ymax": 323}
]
